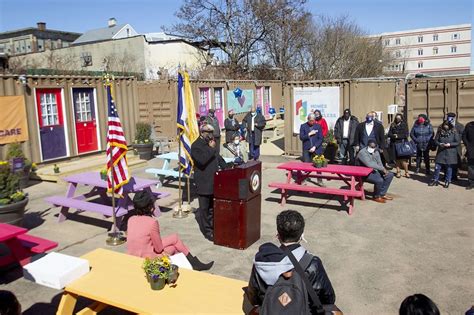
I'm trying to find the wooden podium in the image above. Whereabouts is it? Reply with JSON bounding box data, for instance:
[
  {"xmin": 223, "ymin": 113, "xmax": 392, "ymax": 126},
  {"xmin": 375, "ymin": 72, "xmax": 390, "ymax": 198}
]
[{"xmin": 213, "ymin": 160, "xmax": 262, "ymax": 249}]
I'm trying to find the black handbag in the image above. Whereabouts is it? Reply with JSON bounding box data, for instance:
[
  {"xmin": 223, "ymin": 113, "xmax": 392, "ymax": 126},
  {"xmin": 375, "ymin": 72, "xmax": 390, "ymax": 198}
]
[
  {"xmin": 282, "ymin": 246, "xmax": 342, "ymax": 315},
  {"xmin": 395, "ymin": 140, "xmax": 417, "ymax": 157}
]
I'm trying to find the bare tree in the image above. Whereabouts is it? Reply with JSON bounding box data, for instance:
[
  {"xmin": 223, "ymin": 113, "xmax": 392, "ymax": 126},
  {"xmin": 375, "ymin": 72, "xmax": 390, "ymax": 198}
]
[
  {"xmin": 170, "ymin": 0, "xmax": 267, "ymax": 77},
  {"xmin": 301, "ymin": 16, "xmax": 392, "ymax": 80},
  {"xmin": 253, "ymin": 0, "xmax": 312, "ymax": 80}
]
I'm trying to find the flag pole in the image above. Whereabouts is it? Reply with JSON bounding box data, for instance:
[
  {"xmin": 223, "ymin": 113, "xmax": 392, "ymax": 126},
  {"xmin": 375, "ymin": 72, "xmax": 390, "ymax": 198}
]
[
  {"xmin": 105, "ymin": 76, "xmax": 125, "ymax": 245},
  {"xmin": 173, "ymin": 136, "xmax": 187, "ymax": 218}
]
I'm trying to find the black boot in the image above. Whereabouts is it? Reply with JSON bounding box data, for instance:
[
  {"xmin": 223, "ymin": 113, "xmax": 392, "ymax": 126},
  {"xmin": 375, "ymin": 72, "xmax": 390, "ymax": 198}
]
[
  {"xmin": 415, "ymin": 167, "xmax": 420, "ymax": 174},
  {"xmin": 428, "ymin": 180, "xmax": 438, "ymax": 187},
  {"xmin": 444, "ymin": 181, "xmax": 450, "ymax": 188},
  {"xmin": 186, "ymin": 254, "xmax": 214, "ymax": 271}
]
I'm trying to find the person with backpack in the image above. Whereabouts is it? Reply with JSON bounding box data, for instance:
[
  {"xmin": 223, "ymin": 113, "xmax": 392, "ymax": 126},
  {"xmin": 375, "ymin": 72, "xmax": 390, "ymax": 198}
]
[{"xmin": 246, "ymin": 210, "xmax": 336, "ymax": 315}]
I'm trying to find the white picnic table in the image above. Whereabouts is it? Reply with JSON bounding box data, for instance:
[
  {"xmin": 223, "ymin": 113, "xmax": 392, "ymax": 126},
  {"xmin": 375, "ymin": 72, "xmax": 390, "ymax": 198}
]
[{"xmin": 145, "ymin": 152, "xmax": 234, "ymax": 187}]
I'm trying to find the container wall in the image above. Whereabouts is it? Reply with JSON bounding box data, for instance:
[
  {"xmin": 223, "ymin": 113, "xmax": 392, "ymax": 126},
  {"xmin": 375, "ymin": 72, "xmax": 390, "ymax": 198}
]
[{"xmin": 0, "ymin": 74, "xmax": 138, "ymax": 163}]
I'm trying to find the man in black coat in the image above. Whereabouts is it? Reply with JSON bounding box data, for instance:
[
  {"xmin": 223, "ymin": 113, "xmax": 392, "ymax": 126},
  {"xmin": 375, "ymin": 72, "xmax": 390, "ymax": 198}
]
[
  {"xmin": 247, "ymin": 210, "xmax": 335, "ymax": 314},
  {"xmin": 354, "ymin": 111, "xmax": 386, "ymax": 152},
  {"xmin": 242, "ymin": 107, "xmax": 266, "ymax": 160},
  {"xmin": 463, "ymin": 120, "xmax": 474, "ymax": 190},
  {"xmin": 334, "ymin": 109, "xmax": 359, "ymax": 165},
  {"xmin": 190, "ymin": 124, "xmax": 221, "ymax": 241},
  {"xmin": 224, "ymin": 109, "xmax": 240, "ymax": 144},
  {"xmin": 447, "ymin": 112, "xmax": 465, "ymax": 181},
  {"xmin": 204, "ymin": 109, "xmax": 221, "ymax": 154}
]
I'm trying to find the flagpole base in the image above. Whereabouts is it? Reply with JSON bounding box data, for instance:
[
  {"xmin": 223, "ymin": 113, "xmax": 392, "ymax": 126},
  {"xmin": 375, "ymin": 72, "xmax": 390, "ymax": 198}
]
[
  {"xmin": 172, "ymin": 204, "xmax": 188, "ymax": 219},
  {"xmin": 106, "ymin": 231, "xmax": 126, "ymax": 246},
  {"xmin": 181, "ymin": 204, "xmax": 196, "ymax": 213}
]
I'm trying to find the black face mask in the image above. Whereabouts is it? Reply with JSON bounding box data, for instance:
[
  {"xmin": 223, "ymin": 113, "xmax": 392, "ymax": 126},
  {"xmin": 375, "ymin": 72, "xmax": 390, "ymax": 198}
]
[
  {"xmin": 203, "ymin": 133, "xmax": 213, "ymax": 141},
  {"xmin": 315, "ymin": 116, "xmax": 322, "ymax": 121},
  {"xmin": 343, "ymin": 114, "xmax": 350, "ymax": 120},
  {"xmin": 229, "ymin": 115, "xmax": 234, "ymax": 119}
]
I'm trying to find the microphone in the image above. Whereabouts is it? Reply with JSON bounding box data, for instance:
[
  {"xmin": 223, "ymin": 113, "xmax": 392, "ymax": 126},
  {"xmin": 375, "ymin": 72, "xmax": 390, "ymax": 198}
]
[{"xmin": 223, "ymin": 143, "xmax": 238, "ymax": 157}]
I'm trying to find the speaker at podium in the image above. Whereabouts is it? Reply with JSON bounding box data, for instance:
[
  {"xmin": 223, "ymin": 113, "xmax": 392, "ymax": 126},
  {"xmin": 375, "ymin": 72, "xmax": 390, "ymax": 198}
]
[{"xmin": 213, "ymin": 160, "xmax": 262, "ymax": 249}]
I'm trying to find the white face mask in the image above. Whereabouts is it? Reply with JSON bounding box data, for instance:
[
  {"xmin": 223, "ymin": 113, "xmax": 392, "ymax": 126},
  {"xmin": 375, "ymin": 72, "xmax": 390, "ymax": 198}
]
[
  {"xmin": 367, "ymin": 147, "xmax": 376, "ymax": 154},
  {"xmin": 233, "ymin": 139, "xmax": 240, "ymax": 145}
]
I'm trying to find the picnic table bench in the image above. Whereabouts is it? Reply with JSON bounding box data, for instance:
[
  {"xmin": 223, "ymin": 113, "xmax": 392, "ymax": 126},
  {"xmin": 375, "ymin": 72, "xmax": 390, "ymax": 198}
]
[
  {"xmin": 269, "ymin": 162, "xmax": 372, "ymax": 215},
  {"xmin": 44, "ymin": 172, "xmax": 170, "ymax": 231},
  {"xmin": 0, "ymin": 223, "xmax": 58, "ymax": 267},
  {"xmin": 146, "ymin": 151, "xmax": 234, "ymax": 187}
]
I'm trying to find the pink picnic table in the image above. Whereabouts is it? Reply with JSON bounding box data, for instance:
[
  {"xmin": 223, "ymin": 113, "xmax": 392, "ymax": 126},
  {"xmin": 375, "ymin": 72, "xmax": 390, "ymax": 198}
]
[
  {"xmin": 44, "ymin": 172, "xmax": 170, "ymax": 231},
  {"xmin": 0, "ymin": 223, "xmax": 57, "ymax": 267},
  {"xmin": 269, "ymin": 162, "xmax": 372, "ymax": 215}
]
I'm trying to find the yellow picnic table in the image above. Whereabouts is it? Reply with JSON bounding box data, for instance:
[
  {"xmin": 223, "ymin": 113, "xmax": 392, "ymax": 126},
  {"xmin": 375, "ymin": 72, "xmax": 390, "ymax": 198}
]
[{"xmin": 56, "ymin": 248, "xmax": 249, "ymax": 315}]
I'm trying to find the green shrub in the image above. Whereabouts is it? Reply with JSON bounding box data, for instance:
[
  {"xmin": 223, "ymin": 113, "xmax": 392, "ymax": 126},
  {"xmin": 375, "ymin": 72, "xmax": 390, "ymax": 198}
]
[{"xmin": 135, "ymin": 122, "xmax": 152, "ymax": 144}]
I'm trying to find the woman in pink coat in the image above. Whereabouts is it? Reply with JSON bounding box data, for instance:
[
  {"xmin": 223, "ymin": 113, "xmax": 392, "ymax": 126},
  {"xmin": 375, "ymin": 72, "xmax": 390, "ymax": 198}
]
[{"xmin": 127, "ymin": 190, "xmax": 213, "ymax": 271}]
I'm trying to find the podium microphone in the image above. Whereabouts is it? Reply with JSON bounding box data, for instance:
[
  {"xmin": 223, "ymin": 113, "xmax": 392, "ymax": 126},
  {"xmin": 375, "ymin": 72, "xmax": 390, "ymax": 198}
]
[{"xmin": 223, "ymin": 143, "xmax": 238, "ymax": 157}]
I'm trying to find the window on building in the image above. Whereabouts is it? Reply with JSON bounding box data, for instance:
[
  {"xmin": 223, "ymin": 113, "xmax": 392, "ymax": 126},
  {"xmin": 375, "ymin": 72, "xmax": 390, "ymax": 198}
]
[
  {"xmin": 433, "ymin": 47, "xmax": 438, "ymax": 55},
  {"xmin": 395, "ymin": 51, "xmax": 401, "ymax": 58},
  {"xmin": 395, "ymin": 64, "xmax": 399, "ymax": 71},
  {"xmin": 213, "ymin": 88, "xmax": 223, "ymax": 110},
  {"xmin": 418, "ymin": 36, "xmax": 423, "ymax": 43},
  {"xmin": 452, "ymin": 33, "xmax": 460, "ymax": 40},
  {"xmin": 14, "ymin": 41, "xmax": 20, "ymax": 53},
  {"xmin": 433, "ymin": 34, "xmax": 438, "ymax": 41},
  {"xmin": 62, "ymin": 42, "xmax": 69, "ymax": 48},
  {"xmin": 384, "ymin": 39, "xmax": 390, "ymax": 46},
  {"xmin": 38, "ymin": 39, "xmax": 44, "ymax": 51},
  {"xmin": 451, "ymin": 46, "xmax": 457, "ymax": 53},
  {"xmin": 418, "ymin": 61, "xmax": 423, "ymax": 69},
  {"xmin": 418, "ymin": 48, "xmax": 423, "ymax": 56},
  {"xmin": 0, "ymin": 43, "xmax": 4, "ymax": 53},
  {"xmin": 51, "ymin": 41, "xmax": 56, "ymax": 49},
  {"xmin": 395, "ymin": 38, "xmax": 401, "ymax": 45}
]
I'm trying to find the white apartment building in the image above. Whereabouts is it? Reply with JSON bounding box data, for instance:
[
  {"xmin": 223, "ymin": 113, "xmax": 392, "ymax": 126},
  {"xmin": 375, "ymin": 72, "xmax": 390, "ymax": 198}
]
[{"xmin": 372, "ymin": 24, "xmax": 471, "ymax": 76}]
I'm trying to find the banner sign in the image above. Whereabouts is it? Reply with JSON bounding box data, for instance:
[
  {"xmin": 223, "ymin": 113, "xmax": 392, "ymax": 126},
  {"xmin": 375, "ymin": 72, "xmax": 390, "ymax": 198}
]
[
  {"xmin": 226, "ymin": 89, "xmax": 254, "ymax": 114},
  {"xmin": 293, "ymin": 87, "xmax": 340, "ymax": 134},
  {"xmin": 0, "ymin": 96, "xmax": 29, "ymax": 144}
]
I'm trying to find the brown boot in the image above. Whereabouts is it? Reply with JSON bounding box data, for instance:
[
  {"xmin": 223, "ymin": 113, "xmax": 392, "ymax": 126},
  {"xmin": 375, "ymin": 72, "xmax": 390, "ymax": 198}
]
[{"xmin": 373, "ymin": 197, "xmax": 386, "ymax": 203}]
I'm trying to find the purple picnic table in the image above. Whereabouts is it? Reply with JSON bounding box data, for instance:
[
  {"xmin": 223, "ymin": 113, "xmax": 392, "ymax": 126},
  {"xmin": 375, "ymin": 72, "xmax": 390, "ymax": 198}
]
[{"xmin": 44, "ymin": 172, "xmax": 170, "ymax": 231}]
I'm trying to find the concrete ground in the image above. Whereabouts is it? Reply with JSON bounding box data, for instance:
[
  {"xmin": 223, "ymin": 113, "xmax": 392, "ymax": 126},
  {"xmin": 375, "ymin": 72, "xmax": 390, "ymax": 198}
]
[{"xmin": 1, "ymin": 155, "xmax": 473, "ymax": 315}]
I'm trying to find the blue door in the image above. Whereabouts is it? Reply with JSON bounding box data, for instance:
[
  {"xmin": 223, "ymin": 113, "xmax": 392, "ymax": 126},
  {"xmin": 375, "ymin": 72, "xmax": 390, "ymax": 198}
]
[{"xmin": 36, "ymin": 89, "xmax": 67, "ymax": 160}]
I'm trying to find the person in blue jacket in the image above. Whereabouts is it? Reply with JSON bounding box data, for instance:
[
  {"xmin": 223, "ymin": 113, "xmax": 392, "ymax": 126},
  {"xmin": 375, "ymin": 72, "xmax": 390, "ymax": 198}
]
[
  {"xmin": 299, "ymin": 113, "xmax": 325, "ymax": 186},
  {"xmin": 300, "ymin": 113, "xmax": 324, "ymax": 162}
]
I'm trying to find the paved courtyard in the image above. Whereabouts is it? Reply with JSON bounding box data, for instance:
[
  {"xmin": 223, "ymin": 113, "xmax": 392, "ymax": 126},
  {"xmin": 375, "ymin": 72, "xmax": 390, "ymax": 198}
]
[{"xmin": 1, "ymin": 155, "xmax": 473, "ymax": 315}]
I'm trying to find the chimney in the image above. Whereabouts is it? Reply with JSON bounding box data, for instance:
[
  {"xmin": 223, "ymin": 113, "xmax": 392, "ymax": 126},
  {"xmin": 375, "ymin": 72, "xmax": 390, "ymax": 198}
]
[
  {"xmin": 108, "ymin": 18, "xmax": 117, "ymax": 28},
  {"xmin": 37, "ymin": 22, "xmax": 46, "ymax": 31}
]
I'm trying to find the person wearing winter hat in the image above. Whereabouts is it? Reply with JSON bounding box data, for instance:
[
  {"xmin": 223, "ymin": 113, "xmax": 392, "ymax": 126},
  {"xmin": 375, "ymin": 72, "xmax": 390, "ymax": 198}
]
[
  {"xmin": 410, "ymin": 114, "xmax": 434, "ymax": 174},
  {"xmin": 446, "ymin": 112, "xmax": 464, "ymax": 180},
  {"xmin": 127, "ymin": 190, "xmax": 213, "ymax": 271}
]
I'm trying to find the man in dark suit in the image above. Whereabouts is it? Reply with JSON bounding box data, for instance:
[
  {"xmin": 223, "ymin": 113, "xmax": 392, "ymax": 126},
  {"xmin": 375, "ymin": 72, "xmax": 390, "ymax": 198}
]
[
  {"xmin": 242, "ymin": 107, "xmax": 266, "ymax": 161},
  {"xmin": 224, "ymin": 109, "xmax": 240, "ymax": 144},
  {"xmin": 190, "ymin": 124, "xmax": 220, "ymax": 241},
  {"xmin": 354, "ymin": 111, "xmax": 386, "ymax": 152},
  {"xmin": 299, "ymin": 113, "xmax": 324, "ymax": 162}
]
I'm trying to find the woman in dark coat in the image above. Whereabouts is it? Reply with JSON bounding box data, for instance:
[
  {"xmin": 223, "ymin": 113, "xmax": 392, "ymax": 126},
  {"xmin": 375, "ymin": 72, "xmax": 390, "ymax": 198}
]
[
  {"xmin": 388, "ymin": 113, "xmax": 410, "ymax": 178},
  {"xmin": 410, "ymin": 114, "xmax": 434, "ymax": 175},
  {"xmin": 462, "ymin": 121, "xmax": 474, "ymax": 190},
  {"xmin": 429, "ymin": 120, "xmax": 461, "ymax": 188}
]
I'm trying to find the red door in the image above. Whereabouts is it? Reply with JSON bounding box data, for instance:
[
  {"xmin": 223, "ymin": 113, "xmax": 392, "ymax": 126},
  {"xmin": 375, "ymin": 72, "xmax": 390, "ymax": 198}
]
[{"xmin": 73, "ymin": 88, "xmax": 98, "ymax": 154}]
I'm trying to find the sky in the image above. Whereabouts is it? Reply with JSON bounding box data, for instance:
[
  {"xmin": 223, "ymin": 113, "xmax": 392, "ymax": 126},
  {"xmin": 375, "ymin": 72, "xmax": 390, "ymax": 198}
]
[{"xmin": 0, "ymin": 0, "xmax": 472, "ymax": 35}]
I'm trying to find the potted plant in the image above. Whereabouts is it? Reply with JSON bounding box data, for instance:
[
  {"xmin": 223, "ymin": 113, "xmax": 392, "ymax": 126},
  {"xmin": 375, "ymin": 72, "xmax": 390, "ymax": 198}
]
[
  {"xmin": 100, "ymin": 168, "xmax": 108, "ymax": 181},
  {"xmin": 312, "ymin": 154, "xmax": 328, "ymax": 168},
  {"xmin": 6, "ymin": 143, "xmax": 32, "ymax": 189},
  {"xmin": 143, "ymin": 255, "xmax": 173, "ymax": 290},
  {"xmin": 133, "ymin": 122, "xmax": 154, "ymax": 160},
  {"xmin": 323, "ymin": 129, "xmax": 338, "ymax": 163},
  {"xmin": 0, "ymin": 160, "xmax": 28, "ymax": 226}
]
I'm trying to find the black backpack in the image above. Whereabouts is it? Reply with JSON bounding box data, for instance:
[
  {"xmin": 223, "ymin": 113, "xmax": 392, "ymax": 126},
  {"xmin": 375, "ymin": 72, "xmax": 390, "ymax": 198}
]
[{"xmin": 260, "ymin": 253, "xmax": 314, "ymax": 315}]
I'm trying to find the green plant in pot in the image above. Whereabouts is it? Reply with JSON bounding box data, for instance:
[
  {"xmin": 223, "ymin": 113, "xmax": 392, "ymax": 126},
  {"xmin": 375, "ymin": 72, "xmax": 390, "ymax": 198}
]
[
  {"xmin": 323, "ymin": 129, "xmax": 338, "ymax": 163},
  {"xmin": 6, "ymin": 143, "xmax": 32, "ymax": 189},
  {"xmin": 0, "ymin": 160, "xmax": 28, "ymax": 226},
  {"xmin": 312, "ymin": 154, "xmax": 328, "ymax": 168},
  {"xmin": 143, "ymin": 255, "xmax": 173, "ymax": 290},
  {"xmin": 133, "ymin": 122, "xmax": 154, "ymax": 160}
]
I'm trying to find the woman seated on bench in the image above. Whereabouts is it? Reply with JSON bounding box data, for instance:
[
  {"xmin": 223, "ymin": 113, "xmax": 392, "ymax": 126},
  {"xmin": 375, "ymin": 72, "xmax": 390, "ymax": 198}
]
[{"xmin": 127, "ymin": 190, "xmax": 213, "ymax": 271}]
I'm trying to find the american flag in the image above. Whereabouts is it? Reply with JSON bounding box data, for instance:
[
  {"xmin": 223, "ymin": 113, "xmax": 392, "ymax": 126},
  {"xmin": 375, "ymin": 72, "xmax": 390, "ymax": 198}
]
[{"xmin": 106, "ymin": 83, "xmax": 129, "ymax": 196}]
